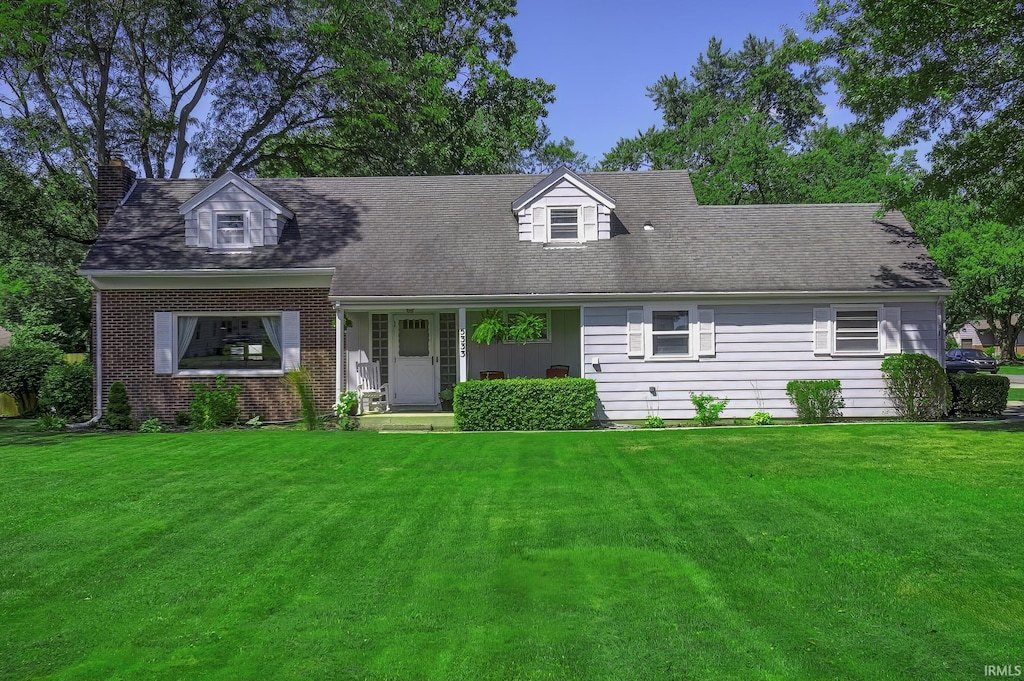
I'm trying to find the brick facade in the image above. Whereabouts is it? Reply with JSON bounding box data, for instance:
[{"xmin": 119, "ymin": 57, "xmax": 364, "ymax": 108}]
[{"xmin": 98, "ymin": 288, "xmax": 336, "ymax": 423}]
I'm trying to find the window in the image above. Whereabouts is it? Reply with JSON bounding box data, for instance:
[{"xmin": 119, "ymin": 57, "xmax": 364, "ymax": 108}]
[
  {"xmin": 216, "ymin": 213, "xmax": 246, "ymax": 247},
  {"xmin": 644, "ymin": 304, "xmax": 697, "ymax": 360},
  {"xmin": 549, "ymin": 207, "xmax": 579, "ymax": 241},
  {"xmin": 833, "ymin": 306, "xmax": 881, "ymax": 355},
  {"xmin": 176, "ymin": 315, "xmax": 282, "ymax": 372}
]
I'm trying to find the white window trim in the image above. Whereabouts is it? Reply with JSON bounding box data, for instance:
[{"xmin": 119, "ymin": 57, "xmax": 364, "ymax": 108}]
[
  {"xmin": 214, "ymin": 211, "xmax": 250, "ymax": 250},
  {"xmin": 644, "ymin": 303, "xmax": 698, "ymax": 361},
  {"xmin": 831, "ymin": 304, "xmax": 883, "ymax": 357},
  {"xmin": 501, "ymin": 309, "xmax": 552, "ymax": 344},
  {"xmin": 547, "ymin": 205, "xmax": 581, "ymax": 243},
  {"xmin": 172, "ymin": 311, "xmax": 285, "ymax": 377}
]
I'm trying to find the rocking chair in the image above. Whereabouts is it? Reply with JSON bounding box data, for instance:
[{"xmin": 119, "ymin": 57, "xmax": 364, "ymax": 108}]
[{"xmin": 355, "ymin": 361, "xmax": 389, "ymax": 414}]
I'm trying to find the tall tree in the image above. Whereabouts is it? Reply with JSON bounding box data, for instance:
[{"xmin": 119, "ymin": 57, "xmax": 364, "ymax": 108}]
[
  {"xmin": 0, "ymin": 155, "xmax": 92, "ymax": 350},
  {"xmin": 599, "ymin": 32, "xmax": 904, "ymax": 206},
  {"xmin": 0, "ymin": 0, "xmax": 557, "ymax": 180},
  {"xmin": 809, "ymin": 0, "xmax": 1024, "ymax": 227}
]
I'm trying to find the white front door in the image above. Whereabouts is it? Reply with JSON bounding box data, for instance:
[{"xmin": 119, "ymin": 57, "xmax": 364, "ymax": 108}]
[{"xmin": 390, "ymin": 314, "xmax": 438, "ymax": 405}]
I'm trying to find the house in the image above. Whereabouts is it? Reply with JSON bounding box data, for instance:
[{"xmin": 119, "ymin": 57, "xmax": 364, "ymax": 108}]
[
  {"xmin": 79, "ymin": 162, "xmax": 950, "ymax": 422},
  {"xmin": 957, "ymin": 320, "xmax": 1024, "ymax": 355}
]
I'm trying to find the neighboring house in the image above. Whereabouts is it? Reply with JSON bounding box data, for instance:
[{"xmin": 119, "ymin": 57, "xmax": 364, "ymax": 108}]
[
  {"xmin": 0, "ymin": 325, "xmax": 10, "ymax": 348},
  {"xmin": 79, "ymin": 163, "xmax": 950, "ymax": 422},
  {"xmin": 958, "ymin": 320, "xmax": 1024, "ymax": 354}
]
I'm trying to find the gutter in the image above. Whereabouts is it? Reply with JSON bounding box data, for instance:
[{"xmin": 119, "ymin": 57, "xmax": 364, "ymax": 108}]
[{"xmin": 69, "ymin": 290, "xmax": 102, "ymax": 428}]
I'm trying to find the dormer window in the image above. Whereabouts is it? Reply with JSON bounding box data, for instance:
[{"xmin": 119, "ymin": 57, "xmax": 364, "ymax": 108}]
[
  {"xmin": 512, "ymin": 166, "xmax": 616, "ymax": 244},
  {"xmin": 179, "ymin": 171, "xmax": 294, "ymax": 251},
  {"xmin": 549, "ymin": 207, "xmax": 579, "ymax": 241},
  {"xmin": 216, "ymin": 213, "xmax": 247, "ymax": 247}
]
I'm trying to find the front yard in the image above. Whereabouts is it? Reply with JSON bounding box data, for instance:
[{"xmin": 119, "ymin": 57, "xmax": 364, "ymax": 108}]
[{"xmin": 2, "ymin": 424, "xmax": 1022, "ymax": 680}]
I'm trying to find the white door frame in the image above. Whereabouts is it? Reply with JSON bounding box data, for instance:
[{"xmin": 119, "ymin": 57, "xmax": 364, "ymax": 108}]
[{"xmin": 389, "ymin": 312, "xmax": 439, "ymax": 406}]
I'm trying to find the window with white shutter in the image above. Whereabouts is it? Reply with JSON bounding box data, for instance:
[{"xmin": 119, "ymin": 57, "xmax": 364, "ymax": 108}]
[
  {"xmin": 644, "ymin": 304, "xmax": 698, "ymax": 361},
  {"xmin": 626, "ymin": 309, "xmax": 644, "ymax": 358}
]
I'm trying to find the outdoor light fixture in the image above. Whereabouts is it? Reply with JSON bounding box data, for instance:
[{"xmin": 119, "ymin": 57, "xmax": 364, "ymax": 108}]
[{"xmin": 643, "ymin": 220, "xmax": 654, "ymax": 231}]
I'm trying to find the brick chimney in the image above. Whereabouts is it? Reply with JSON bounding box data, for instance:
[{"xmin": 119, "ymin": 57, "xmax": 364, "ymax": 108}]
[{"xmin": 96, "ymin": 158, "xmax": 136, "ymax": 230}]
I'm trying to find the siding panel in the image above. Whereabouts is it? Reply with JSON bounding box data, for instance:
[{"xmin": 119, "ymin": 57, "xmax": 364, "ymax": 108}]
[{"xmin": 583, "ymin": 301, "xmax": 941, "ymax": 419}]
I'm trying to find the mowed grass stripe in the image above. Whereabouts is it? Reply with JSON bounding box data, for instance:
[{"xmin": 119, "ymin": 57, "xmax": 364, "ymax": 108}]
[{"xmin": 1, "ymin": 425, "xmax": 1022, "ymax": 680}]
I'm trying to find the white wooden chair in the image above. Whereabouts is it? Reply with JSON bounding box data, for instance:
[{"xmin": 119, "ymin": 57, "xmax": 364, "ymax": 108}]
[{"xmin": 355, "ymin": 361, "xmax": 389, "ymax": 414}]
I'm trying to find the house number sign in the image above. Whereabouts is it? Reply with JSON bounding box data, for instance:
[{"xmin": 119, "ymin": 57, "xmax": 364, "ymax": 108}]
[{"xmin": 459, "ymin": 328, "xmax": 467, "ymax": 358}]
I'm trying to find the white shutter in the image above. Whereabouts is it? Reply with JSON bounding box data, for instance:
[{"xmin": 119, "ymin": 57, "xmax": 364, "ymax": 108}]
[
  {"xmin": 153, "ymin": 312, "xmax": 174, "ymax": 375},
  {"xmin": 627, "ymin": 309, "xmax": 644, "ymax": 358},
  {"xmin": 197, "ymin": 211, "xmax": 213, "ymax": 247},
  {"xmin": 185, "ymin": 217, "xmax": 198, "ymax": 246},
  {"xmin": 698, "ymin": 308, "xmax": 715, "ymax": 357},
  {"xmin": 250, "ymin": 209, "xmax": 264, "ymax": 246},
  {"xmin": 281, "ymin": 310, "xmax": 301, "ymax": 371},
  {"xmin": 582, "ymin": 204, "xmax": 598, "ymax": 241},
  {"xmin": 882, "ymin": 306, "xmax": 902, "ymax": 354},
  {"xmin": 813, "ymin": 307, "xmax": 831, "ymax": 355},
  {"xmin": 532, "ymin": 205, "xmax": 546, "ymax": 242}
]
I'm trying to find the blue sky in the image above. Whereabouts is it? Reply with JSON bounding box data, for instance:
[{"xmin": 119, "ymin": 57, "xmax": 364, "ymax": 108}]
[{"xmin": 507, "ymin": 0, "xmax": 853, "ymax": 164}]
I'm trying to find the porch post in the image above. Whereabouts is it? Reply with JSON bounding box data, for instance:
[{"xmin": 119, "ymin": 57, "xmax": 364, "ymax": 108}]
[
  {"xmin": 334, "ymin": 304, "xmax": 344, "ymax": 404},
  {"xmin": 458, "ymin": 307, "xmax": 467, "ymax": 383}
]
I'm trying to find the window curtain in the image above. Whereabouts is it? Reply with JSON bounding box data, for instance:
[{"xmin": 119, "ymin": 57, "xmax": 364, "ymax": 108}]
[
  {"xmin": 177, "ymin": 316, "xmax": 198, "ymax": 361},
  {"xmin": 262, "ymin": 316, "xmax": 282, "ymax": 355}
]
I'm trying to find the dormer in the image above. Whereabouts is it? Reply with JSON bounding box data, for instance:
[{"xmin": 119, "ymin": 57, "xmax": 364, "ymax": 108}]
[
  {"xmin": 178, "ymin": 172, "xmax": 294, "ymax": 251},
  {"xmin": 512, "ymin": 166, "xmax": 616, "ymax": 244}
]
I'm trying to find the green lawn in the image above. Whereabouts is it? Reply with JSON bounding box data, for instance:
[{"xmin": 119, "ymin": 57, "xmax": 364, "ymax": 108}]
[
  {"xmin": 998, "ymin": 364, "xmax": 1024, "ymax": 375},
  {"xmin": 2, "ymin": 424, "xmax": 1023, "ymax": 680},
  {"xmin": 1009, "ymin": 387, "xmax": 1024, "ymax": 402}
]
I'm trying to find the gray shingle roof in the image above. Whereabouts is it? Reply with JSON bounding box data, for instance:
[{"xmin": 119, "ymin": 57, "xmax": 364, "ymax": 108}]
[{"xmin": 81, "ymin": 170, "xmax": 948, "ymax": 297}]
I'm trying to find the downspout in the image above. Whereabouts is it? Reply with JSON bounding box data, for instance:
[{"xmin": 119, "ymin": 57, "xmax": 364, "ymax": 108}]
[{"xmin": 70, "ymin": 288, "xmax": 102, "ymax": 428}]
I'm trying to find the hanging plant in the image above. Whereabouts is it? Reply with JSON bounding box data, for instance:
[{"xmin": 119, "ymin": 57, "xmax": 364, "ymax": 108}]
[
  {"xmin": 470, "ymin": 309, "xmax": 547, "ymax": 345},
  {"xmin": 505, "ymin": 311, "xmax": 547, "ymax": 344},
  {"xmin": 471, "ymin": 309, "xmax": 506, "ymax": 345}
]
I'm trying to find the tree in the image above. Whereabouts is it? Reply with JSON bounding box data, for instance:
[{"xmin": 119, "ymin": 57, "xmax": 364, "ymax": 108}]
[
  {"xmin": 519, "ymin": 125, "xmax": 590, "ymax": 174},
  {"xmin": 0, "ymin": 155, "xmax": 92, "ymax": 350},
  {"xmin": 809, "ymin": 0, "xmax": 1024, "ymax": 228},
  {"xmin": 0, "ymin": 0, "xmax": 557, "ymax": 180},
  {"xmin": 599, "ymin": 32, "xmax": 903, "ymax": 206}
]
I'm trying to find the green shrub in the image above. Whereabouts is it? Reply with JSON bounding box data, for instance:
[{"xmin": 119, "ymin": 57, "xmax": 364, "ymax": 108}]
[
  {"xmin": 34, "ymin": 412, "xmax": 67, "ymax": 431},
  {"xmin": 643, "ymin": 415, "xmax": 665, "ymax": 429},
  {"xmin": 948, "ymin": 374, "xmax": 1010, "ymax": 417},
  {"xmin": 188, "ymin": 375, "xmax": 241, "ymax": 430},
  {"xmin": 38, "ymin": 362, "xmax": 93, "ymax": 421},
  {"xmin": 138, "ymin": 417, "xmax": 163, "ymax": 433},
  {"xmin": 335, "ymin": 390, "xmax": 359, "ymax": 417},
  {"xmin": 880, "ymin": 353, "xmax": 949, "ymax": 421},
  {"xmin": 105, "ymin": 381, "xmax": 134, "ymax": 430},
  {"xmin": 945, "ymin": 336, "xmax": 960, "ymax": 351},
  {"xmin": 786, "ymin": 379, "xmax": 845, "ymax": 423},
  {"xmin": 282, "ymin": 368, "xmax": 320, "ymax": 430},
  {"xmin": 691, "ymin": 392, "xmax": 729, "ymax": 426},
  {"xmin": 0, "ymin": 341, "xmax": 63, "ymax": 415},
  {"xmin": 749, "ymin": 411, "xmax": 774, "ymax": 426},
  {"xmin": 454, "ymin": 378, "xmax": 596, "ymax": 431}
]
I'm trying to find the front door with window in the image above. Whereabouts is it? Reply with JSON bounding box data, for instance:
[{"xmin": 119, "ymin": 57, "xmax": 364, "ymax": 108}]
[{"xmin": 390, "ymin": 314, "xmax": 438, "ymax": 405}]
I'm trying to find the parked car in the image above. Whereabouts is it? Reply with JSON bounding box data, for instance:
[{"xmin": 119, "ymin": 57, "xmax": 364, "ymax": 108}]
[{"xmin": 945, "ymin": 348, "xmax": 999, "ymax": 374}]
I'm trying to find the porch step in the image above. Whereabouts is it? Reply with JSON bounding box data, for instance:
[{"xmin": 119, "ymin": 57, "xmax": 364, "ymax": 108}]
[{"xmin": 358, "ymin": 412, "xmax": 455, "ymax": 432}]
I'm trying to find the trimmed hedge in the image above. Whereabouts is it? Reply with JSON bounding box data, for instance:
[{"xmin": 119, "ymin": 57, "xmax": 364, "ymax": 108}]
[
  {"xmin": 948, "ymin": 373, "xmax": 1010, "ymax": 417},
  {"xmin": 454, "ymin": 378, "xmax": 596, "ymax": 431},
  {"xmin": 786, "ymin": 379, "xmax": 845, "ymax": 423},
  {"xmin": 880, "ymin": 353, "xmax": 949, "ymax": 421}
]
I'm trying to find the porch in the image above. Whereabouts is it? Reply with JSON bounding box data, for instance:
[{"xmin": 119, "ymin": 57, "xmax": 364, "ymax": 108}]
[{"xmin": 340, "ymin": 307, "xmax": 582, "ymax": 410}]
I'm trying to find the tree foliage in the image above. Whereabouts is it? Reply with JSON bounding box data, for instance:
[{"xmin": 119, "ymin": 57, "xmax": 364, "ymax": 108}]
[
  {"xmin": 0, "ymin": 0, "xmax": 557, "ymax": 179},
  {"xmin": 810, "ymin": 0, "xmax": 1024, "ymax": 227},
  {"xmin": 0, "ymin": 154, "xmax": 92, "ymax": 350},
  {"xmin": 599, "ymin": 32, "xmax": 900, "ymax": 205}
]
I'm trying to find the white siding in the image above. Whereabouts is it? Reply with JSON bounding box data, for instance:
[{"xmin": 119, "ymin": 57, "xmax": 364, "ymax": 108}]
[
  {"xmin": 597, "ymin": 205, "xmax": 611, "ymax": 240},
  {"xmin": 583, "ymin": 300, "xmax": 943, "ymax": 420}
]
